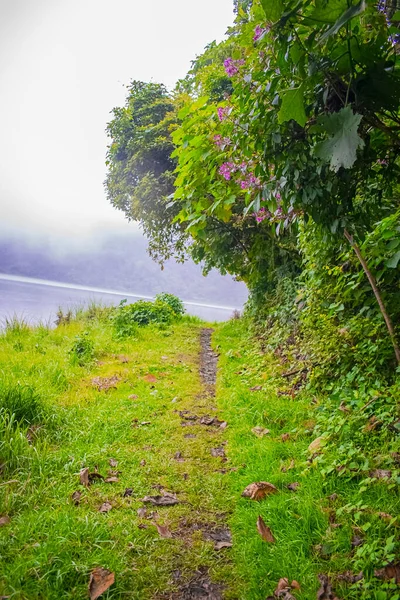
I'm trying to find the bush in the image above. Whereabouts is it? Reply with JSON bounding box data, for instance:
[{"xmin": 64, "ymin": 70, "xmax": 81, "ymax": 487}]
[
  {"xmin": 69, "ymin": 331, "xmax": 95, "ymax": 366},
  {"xmin": 155, "ymin": 293, "xmax": 185, "ymax": 316},
  {"xmin": 110, "ymin": 298, "xmax": 177, "ymax": 337}
]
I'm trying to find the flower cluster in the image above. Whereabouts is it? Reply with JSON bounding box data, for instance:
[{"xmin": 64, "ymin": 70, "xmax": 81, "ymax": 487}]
[
  {"xmin": 214, "ymin": 134, "xmax": 232, "ymax": 148},
  {"xmin": 219, "ymin": 162, "xmax": 236, "ymax": 180},
  {"xmin": 217, "ymin": 106, "xmax": 230, "ymax": 121},
  {"xmin": 254, "ymin": 207, "xmax": 270, "ymax": 223},
  {"xmin": 223, "ymin": 58, "xmax": 245, "ymax": 77},
  {"xmin": 253, "ymin": 25, "xmax": 268, "ymax": 42},
  {"xmin": 239, "ymin": 174, "xmax": 261, "ymax": 190}
]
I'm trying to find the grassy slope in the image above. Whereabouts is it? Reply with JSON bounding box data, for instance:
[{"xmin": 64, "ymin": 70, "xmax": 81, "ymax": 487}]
[
  {"xmin": 0, "ymin": 315, "xmax": 398, "ymax": 599},
  {"xmin": 215, "ymin": 319, "xmax": 399, "ymax": 600},
  {"xmin": 0, "ymin": 317, "xmax": 233, "ymax": 599}
]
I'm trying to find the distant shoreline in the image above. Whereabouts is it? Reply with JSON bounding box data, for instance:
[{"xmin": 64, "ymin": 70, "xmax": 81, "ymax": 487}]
[{"xmin": 0, "ymin": 273, "xmax": 240, "ymax": 312}]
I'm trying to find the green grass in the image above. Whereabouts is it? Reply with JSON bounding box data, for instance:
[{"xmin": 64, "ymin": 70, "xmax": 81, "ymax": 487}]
[{"xmin": 0, "ymin": 313, "xmax": 398, "ymax": 599}]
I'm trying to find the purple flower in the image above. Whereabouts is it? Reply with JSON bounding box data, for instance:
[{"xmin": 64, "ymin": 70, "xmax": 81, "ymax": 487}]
[
  {"xmin": 253, "ymin": 25, "xmax": 267, "ymax": 42},
  {"xmin": 219, "ymin": 162, "xmax": 236, "ymax": 180},
  {"xmin": 254, "ymin": 207, "xmax": 270, "ymax": 223},
  {"xmin": 224, "ymin": 58, "xmax": 245, "ymax": 77},
  {"xmin": 217, "ymin": 106, "xmax": 230, "ymax": 121}
]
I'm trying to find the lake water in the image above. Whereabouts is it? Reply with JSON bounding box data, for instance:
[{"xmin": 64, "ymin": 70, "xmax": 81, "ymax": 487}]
[{"xmin": 0, "ymin": 274, "xmax": 239, "ymax": 326}]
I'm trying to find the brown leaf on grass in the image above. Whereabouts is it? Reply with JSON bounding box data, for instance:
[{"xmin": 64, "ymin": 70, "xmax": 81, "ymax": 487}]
[
  {"xmin": 251, "ymin": 427, "xmax": 270, "ymax": 438},
  {"xmin": 174, "ymin": 452, "xmax": 184, "ymax": 462},
  {"xmin": 351, "ymin": 534, "xmax": 364, "ymax": 548},
  {"xmin": 316, "ymin": 574, "xmax": 341, "ymax": 600},
  {"xmin": 328, "ymin": 493, "xmax": 338, "ymax": 502},
  {"xmin": 200, "ymin": 415, "xmax": 215, "ymax": 425},
  {"xmin": 308, "ymin": 437, "xmax": 324, "ymax": 453},
  {"xmin": 109, "ymin": 458, "xmax": 118, "ymax": 468},
  {"xmin": 370, "ymin": 469, "xmax": 392, "ymax": 479},
  {"xmin": 273, "ymin": 577, "xmax": 300, "ymax": 599},
  {"xmin": 179, "ymin": 411, "xmax": 198, "ymax": 421},
  {"xmin": 88, "ymin": 567, "xmax": 115, "ymax": 600},
  {"xmin": 336, "ymin": 571, "xmax": 363, "ymax": 584},
  {"xmin": 374, "ymin": 563, "xmax": 400, "ymax": 583},
  {"xmin": 91, "ymin": 375, "xmax": 121, "ymax": 391},
  {"xmin": 287, "ymin": 482, "xmax": 300, "ymax": 492},
  {"xmin": 250, "ymin": 385, "xmax": 263, "ymax": 391},
  {"xmin": 143, "ymin": 374, "xmax": 157, "ymax": 383},
  {"xmin": 281, "ymin": 433, "xmax": 290, "ymax": 442},
  {"xmin": 88, "ymin": 472, "xmax": 104, "ymax": 484},
  {"xmin": 155, "ymin": 523, "xmax": 173, "ymax": 538},
  {"xmin": 137, "ymin": 508, "xmax": 147, "ymax": 518},
  {"xmin": 123, "ymin": 488, "xmax": 133, "ymax": 497},
  {"xmin": 241, "ymin": 482, "xmax": 278, "ymax": 501},
  {"xmin": 220, "ymin": 421, "xmax": 228, "ymax": 429},
  {"xmin": 99, "ymin": 502, "xmax": 112, "ymax": 513},
  {"xmin": 71, "ymin": 491, "xmax": 82, "ymax": 505},
  {"xmin": 79, "ymin": 468, "xmax": 90, "ymax": 487},
  {"xmin": 128, "ymin": 394, "xmax": 138, "ymax": 400},
  {"xmin": 0, "ymin": 516, "xmax": 10, "ymax": 527},
  {"xmin": 378, "ymin": 512, "xmax": 393, "ymax": 521},
  {"xmin": 210, "ymin": 447, "xmax": 226, "ymax": 458},
  {"xmin": 104, "ymin": 477, "xmax": 119, "ymax": 484},
  {"xmin": 256, "ymin": 516, "xmax": 275, "ymax": 543},
  {"xmin": 184, "ymin": 433, "xmax": 196, "ymax": 439},
  {"xmin": 140, "ymin": 459, "xmax": 146, "ymax": 467},
  {"xmin": 142, "ymin": 494, "xmax": 180, "ymax": 506},
  {"xmin": 214, "ymin": 541, "xmax": 232, "ymax": 550}
]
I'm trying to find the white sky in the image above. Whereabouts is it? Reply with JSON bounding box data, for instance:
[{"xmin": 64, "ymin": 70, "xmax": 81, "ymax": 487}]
[{"xmin": 0, "ymin": 0, "xmax": 233, "ymax": 239}]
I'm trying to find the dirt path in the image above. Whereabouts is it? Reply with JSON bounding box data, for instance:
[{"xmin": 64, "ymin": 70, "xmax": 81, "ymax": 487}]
[{"xmin": 158, "ymin": 328, "xmax": 232, "ymax": 599}]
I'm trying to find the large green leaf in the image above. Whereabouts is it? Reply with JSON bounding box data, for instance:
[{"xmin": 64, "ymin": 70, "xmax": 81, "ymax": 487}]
[
  {"xmin": 315, "ymin": 106, "xmax": 364, "ymax": 171},
  {"xmin": 261, "ymin": 0, "xmax": 283, "ymax": 22},
  {"xmin": 386, "ymin": 251, "xmax": 400, "ymax": 269},
  {"xmin": 311, "ymin": 0, "xmax": 348, "ymax": 23},
  {"xmin": 319, "ymin": 0, "xmax": 366, "ymax": 42},
  {"xmin": 278, "ymin": 87, "xmax": 307, "ymax": 127}
]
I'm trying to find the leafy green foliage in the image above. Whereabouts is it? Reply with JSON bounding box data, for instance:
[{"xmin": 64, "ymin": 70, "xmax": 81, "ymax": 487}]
[
  {"xmin": 0, "ymin": 381, "xmax": 44, "ymax": 426},
  {"xmin": 154, "ymin": 292, "xmax": 185, "ymax": 315},
  {"xmin": 69, "ymin": 332, "xmax": 95, "ymax": 366},
  {"xmin": 315, "ymin": 107, "xmax": 365, "ymax": 172}
]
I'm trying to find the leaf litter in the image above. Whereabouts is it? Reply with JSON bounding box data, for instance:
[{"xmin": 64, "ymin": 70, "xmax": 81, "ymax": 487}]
[
  {"xmin": 241, "ymin": 481, "xmax": 278, "ymax": 500},
  {"xmin": 88, "ymin": 567, "xmax": 115, "ymax": 600},
  {"xmin": 256, "ymin": 515, "xmax": 275, "ymax": 542}
]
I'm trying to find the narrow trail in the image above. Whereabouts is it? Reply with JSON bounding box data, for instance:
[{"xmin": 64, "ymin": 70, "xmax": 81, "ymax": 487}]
[{"xmin": 158, "ymin": 327, "xmax": 232, "ymax": 600}]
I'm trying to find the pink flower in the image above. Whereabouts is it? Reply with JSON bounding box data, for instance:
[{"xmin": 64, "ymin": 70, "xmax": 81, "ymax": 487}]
[
  {"xmin": 217, "ymin": 106, "xmax": 230, "ymax": 121},
  {"xmin": 219, "ymin": 162, "xmax": 236, "ymax": 180},
  {"xmin": 224, "ymin": 58, "xmax": 245, "ymax": 77},
  {"xmin": 253, "ymin": 25, "xmax": 267, "ymax": 42}
]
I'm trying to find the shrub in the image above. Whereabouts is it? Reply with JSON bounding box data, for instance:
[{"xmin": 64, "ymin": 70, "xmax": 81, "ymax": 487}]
[
  {"xmin": 110, "ymin": 298, "xmax": 176, "ymax": 337},
  {"xmin": 68, "ymin": 331, "xmax": 95, "ymax": 366},
  {"xmin": 155, "ymin": 293, "xmax": 185, "ymax": 316}
]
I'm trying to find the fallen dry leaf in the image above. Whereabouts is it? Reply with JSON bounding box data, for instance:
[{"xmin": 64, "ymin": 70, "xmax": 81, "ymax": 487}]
[
  {"xmin": 137, "ymin": 508, "xmax": 147, "ymax": 518},
  {"xmin": 250, "ymin": 385, "xmax": 263, "ymax": 391},
  {"xmin": 91, "ymin": 375, "xmax": 121, "ymax": 391},
  {"xmin": 99, "ymin": 502, "xmax": 112, "ymax": 513},
  {"xmin": 104, "ymin": 477, "xmax": 119, "ymax": 484},
  {"xmin": 71, "ymin": 491, "xmax": 82, "ymax": 505},
  {"xmin": 378, "ymin": 512, "xmax": 393, "ymax": 521},
  {"xmin": 200, "ymin": 415, "xmax": 214, "ymax": 425},
  {"xmin": 287, "ymin": 482, "xmax": 300, "ymax": 492},
  {"xmin": 123, "ymin": 488, "xmax": 133, "ymax": 497},
  {"xmin": 79, "ymin": 467, "xmax": 90, "ymax": 487},
  {"xmin": 374, "ymin": 563, "xmax": 400, "ymax": 583},
  {"xmin": 109, "ymin": 458, "xmax": 118, "ymax": 468},
  {"xmin": 220, "ymin": 421, "xmax": 228, "ymax": 429},
  {"xmin": 214, "ymin": 541, "xmax": 232, "ymax": 550},
  {"xmin": 184, "ymin": 433, "xmax": 196, "ymax": 439},
  {"xmin": 251, "ymin": 426, "xmax": 270, "ymax": 438},
  {"xmin": 88, "ymin": 567, "xmax": 115, "ymax": 600},
  {"xmin": 256, "ymin": 516, "xmax": 275, "ymax": 543},
  {"xmin": 281, "ymin": 459, "xmax": 295, "ymax": 473},
  {"xmin": 140, "ymin": 459, "xmax": 146, "ymax": 467},
  {"xmin": 241, "ymin": 482, "xmax": 278, "ymax": 501},
  {"xmin": 370, "ymin": 469, "xmax": 392, "ymax": 479},
  {"xmin": 308, "ymin": 437, "xmax": 324, "ymax": 453},
  {"xmin": 143, "ymin": 374, "xmax": 157, "ymax": 383},
  {"xmin": 174, "ymin": 452, "xmax": 184, "ymax": 462},
  {"xmin": 281, "ymin": 433, "xmax": 290, "ymax": 442},
  {"xmin": 210, "ymin": 447, "xmax": 226, "ymax": 458},
  {"xmin": 273, "ymin": 577, "xmax": 300, "ymax": 599},
  {"xmin": 128, "ymin": 394, "xmax": 138, "ymax": 400},
  {"xmin": 336, "ymin": 571, "xmax": 363, "ymax": 584},
  {"xmin": 155, "ymin": 523, "xmax": 173, "ymax": 538},
  {"xmin": 142, "ymin": 494, "xmax": 180, "ymax": 506},
  {"xmin": 316, "ymin": 574, "xmax": 341, "ymax": 600},
  {"xmin": 0, "ymin": 516, "xmax": 10, "ymax": 527}
]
